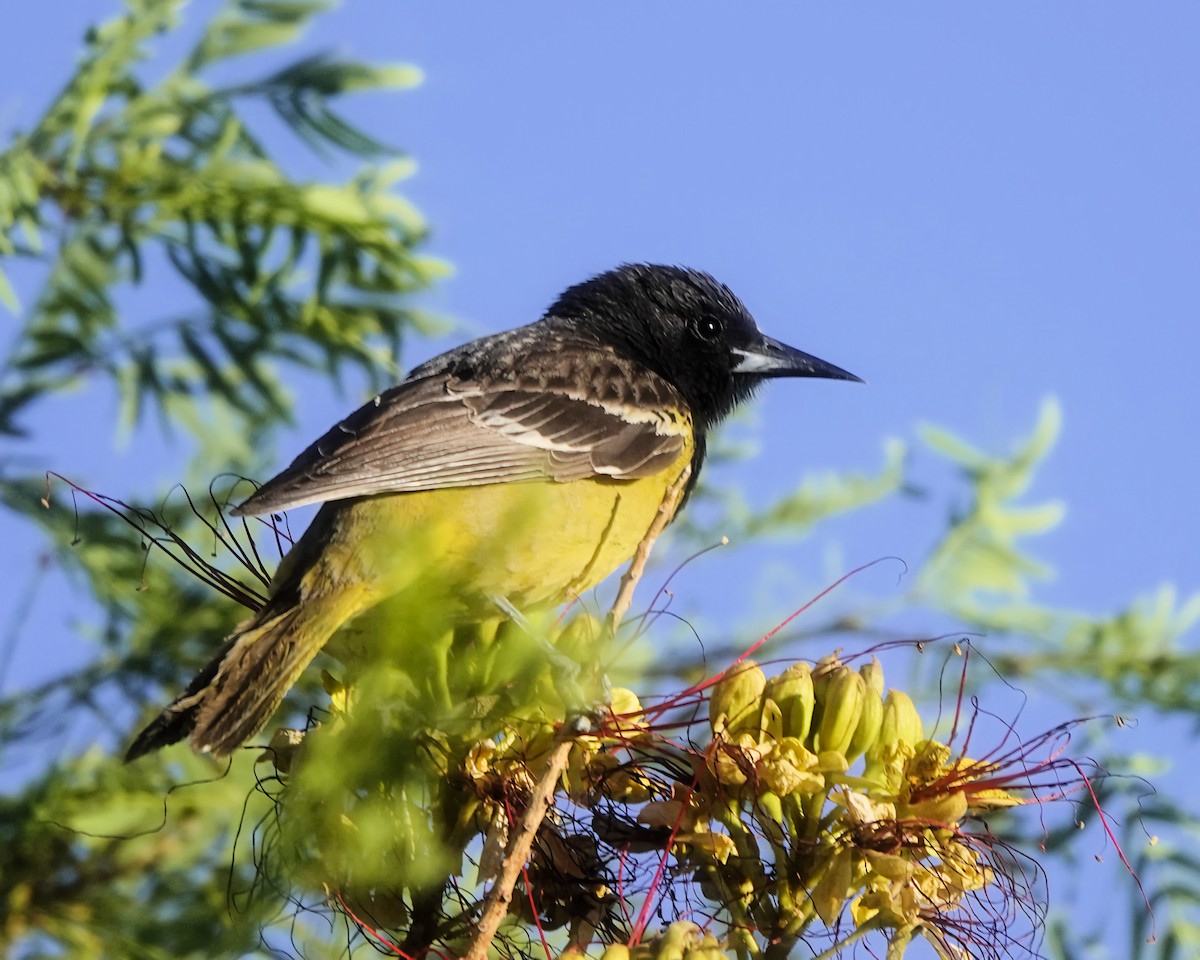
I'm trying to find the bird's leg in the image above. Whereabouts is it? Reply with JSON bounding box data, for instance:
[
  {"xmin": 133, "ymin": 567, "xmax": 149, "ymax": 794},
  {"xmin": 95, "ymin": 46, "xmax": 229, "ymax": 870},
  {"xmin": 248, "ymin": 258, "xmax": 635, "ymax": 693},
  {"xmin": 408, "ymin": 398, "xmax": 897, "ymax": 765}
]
[{"xmin": 487, "ymin": 593, "xmax": 529, "ymax": 630}]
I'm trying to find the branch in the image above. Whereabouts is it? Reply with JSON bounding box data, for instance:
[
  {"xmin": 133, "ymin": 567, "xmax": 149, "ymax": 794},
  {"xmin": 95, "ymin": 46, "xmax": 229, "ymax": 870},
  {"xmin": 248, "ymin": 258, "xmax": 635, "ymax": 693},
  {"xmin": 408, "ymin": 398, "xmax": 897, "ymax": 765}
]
[{"xmin": 607, "ymin": 464, "xmax": 692, "ymax": 638}]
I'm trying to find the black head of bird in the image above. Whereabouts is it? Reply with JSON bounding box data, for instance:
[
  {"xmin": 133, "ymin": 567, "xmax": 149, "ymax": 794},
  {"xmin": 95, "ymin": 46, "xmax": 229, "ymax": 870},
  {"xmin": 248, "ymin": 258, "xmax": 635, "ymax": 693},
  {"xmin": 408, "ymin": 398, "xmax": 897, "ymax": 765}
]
[{"xmin": 545, "ymin": 263, "xmax": 862, "ymax": 429}]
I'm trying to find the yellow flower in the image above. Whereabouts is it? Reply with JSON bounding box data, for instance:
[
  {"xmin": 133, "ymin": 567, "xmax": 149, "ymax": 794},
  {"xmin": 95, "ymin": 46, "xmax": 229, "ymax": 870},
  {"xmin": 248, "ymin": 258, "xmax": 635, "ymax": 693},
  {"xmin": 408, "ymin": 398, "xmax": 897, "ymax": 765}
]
[
  {"xmin": 758, "ymin": 737, "xmax": 825, "ymax": 798},
  {"xmin": 709, "ymin": 732, "xmax": 763, "ymax": 788}
]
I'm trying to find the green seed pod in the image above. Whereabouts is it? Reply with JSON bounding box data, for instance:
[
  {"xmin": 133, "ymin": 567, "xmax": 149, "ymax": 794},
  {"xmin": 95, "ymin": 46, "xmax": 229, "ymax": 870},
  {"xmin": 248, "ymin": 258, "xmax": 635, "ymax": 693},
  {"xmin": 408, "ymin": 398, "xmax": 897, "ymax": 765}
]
[
  {"xmin": 764, "ymin": 662, "xmax": 815, "ymax": 742},
  {"xmin": 814, "ymin": 667, "xmax": 865, "ymax": 757},
  {"xmin": 709, "ymin": 660, "xmax": 767, "ymax": 736}
]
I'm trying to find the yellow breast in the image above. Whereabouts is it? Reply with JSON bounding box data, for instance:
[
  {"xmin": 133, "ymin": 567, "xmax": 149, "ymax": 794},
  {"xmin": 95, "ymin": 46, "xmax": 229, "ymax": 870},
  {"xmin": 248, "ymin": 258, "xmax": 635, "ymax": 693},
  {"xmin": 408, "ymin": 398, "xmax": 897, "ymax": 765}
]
[{"xmin": 285, "ymin": 431, "xmax": 694, "ymax": 662}]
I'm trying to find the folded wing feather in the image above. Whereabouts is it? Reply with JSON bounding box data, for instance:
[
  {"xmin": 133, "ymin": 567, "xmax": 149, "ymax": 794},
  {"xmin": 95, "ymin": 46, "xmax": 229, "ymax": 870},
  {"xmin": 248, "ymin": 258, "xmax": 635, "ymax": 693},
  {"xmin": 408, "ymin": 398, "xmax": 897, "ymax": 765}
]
[{"xmin": 231, "ymin": 373, "xmax": 687, "ymax": 516}]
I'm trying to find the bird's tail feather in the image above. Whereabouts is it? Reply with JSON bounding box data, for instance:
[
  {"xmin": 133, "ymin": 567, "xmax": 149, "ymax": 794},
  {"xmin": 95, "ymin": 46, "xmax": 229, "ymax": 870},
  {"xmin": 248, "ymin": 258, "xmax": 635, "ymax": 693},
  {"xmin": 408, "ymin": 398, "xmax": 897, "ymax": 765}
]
[
  {"xmin": 125, "ymin": 598, "xmax": 352, "ymax": 761},
  {"xmin": 123, "ymin": 633, "xmax": 240, "ymax": 761},
  {"xmin": 189, "ymin": 605, "xmax": 328, "ymax": 756}
]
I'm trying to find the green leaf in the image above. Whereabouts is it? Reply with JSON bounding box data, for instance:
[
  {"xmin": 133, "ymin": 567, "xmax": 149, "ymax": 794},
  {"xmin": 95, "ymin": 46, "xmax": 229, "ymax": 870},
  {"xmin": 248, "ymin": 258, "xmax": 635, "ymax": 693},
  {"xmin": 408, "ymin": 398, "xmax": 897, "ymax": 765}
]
[
  {"xmin": 0, "ymin": 266, "xmax": 18, "ymax": 312},
  {"xmin": 193, "ymin": 17, "xmax": 303, "ymax": 68},
  {"xmin": 240, "ymin": 0, "xmax": 336, "ymax": 23}
]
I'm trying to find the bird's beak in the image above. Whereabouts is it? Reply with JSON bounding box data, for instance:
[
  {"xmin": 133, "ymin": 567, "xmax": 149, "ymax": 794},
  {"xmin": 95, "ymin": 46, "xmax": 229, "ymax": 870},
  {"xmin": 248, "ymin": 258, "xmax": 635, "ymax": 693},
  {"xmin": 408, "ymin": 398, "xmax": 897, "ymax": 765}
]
[{"xmin": 732, "ymin": 333, "xmax": 864, "ymax": 383}]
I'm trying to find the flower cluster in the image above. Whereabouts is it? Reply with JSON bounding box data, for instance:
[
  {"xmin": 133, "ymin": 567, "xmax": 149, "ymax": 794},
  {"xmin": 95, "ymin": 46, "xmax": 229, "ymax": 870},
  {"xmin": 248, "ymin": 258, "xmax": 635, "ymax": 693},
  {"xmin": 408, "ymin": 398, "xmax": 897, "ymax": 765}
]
[
  {"xmin": 630, "ymin": 656, "xmax": 1023, "ymax": 956},
  {"xmin": 263, "ymin": 645, "xmax": 1044, "ymax": 959}
]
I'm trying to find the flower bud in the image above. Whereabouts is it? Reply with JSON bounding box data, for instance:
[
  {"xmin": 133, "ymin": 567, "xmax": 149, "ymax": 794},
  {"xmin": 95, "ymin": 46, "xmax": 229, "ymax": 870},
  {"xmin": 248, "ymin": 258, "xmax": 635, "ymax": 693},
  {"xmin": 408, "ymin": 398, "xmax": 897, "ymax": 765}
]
[
  {"xmin": 655, "ymin": 920, "xmax": 700, "ymax": 960},
  {"xmin": 814, "ymin": 667, "xmax": 865, "ymax": 757},
  {"xmin": 808, "ymin": 655, "xmax": 842, "ymax": 748},
  {"xmin": 709, "ymin": 660, "xmax": 766, "ymax": 737},
  {"xmin": 901, "ymin": 791, "xmax": 969, "ymax": 825},
  {"xmin": 844, "ymin": 680, "xmax": 884, "ymax": 765},
  {"xmin": 764, "ymin": 662, "xmax": 815, "ymax": 743},
  {"xmin": 878, "ymin": 689, "xmax": 924, "ymax": 751},
  {"xmin": 859, "ymin": 657, "xmax": 885, "ymax": 697},
  {"xmin": 759, "ymin": 696, "xmax": 783, "ymax": 744}
]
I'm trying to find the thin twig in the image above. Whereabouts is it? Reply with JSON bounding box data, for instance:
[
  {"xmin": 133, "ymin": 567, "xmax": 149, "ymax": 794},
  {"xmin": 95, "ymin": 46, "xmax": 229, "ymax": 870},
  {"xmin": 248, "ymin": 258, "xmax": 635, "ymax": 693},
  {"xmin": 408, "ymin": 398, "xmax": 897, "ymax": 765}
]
[
  {"xmin": 606, "ymin": 464, "xmax": 692, "ymax": 638},
  {"xmin": 464, "ymin": 463, "xmax": 691, "ymax": 960},
  {"xmin": 464, "ymin": 739, "xmax": 572, "ymax": 960}
]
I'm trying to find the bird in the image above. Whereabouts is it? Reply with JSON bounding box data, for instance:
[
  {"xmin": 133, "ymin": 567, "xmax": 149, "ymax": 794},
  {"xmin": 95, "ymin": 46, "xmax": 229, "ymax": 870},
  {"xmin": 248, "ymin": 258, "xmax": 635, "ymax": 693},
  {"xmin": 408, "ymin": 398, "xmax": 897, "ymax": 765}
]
[{"xmin": 124, "ymin": 263, "xmax": 861, "ymax": 760}]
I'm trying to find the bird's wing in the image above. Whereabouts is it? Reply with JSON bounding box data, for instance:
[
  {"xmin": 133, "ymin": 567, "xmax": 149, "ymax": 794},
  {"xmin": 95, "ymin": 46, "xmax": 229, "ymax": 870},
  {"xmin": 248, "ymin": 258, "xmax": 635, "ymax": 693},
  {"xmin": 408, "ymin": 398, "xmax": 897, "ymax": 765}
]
[{"xmin": 231, "ymin": 373, "xmax": 688, "ymax": 516}]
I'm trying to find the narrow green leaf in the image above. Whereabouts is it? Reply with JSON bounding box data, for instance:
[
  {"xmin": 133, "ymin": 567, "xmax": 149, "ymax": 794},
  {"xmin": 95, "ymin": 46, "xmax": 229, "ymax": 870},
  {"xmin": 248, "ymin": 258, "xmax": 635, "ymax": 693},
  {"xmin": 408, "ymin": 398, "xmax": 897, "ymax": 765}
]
[
  {"xmin": 0, "ymin": 384, "xmax": 40, "ymax": 435},
  {"xmin": 239, "ymin": 0, "xmax": 335, "ymax": 23},
  {"xmin": 918, "ymin": 421, "xmax": 988, "ymax": 471},
  {"xmin": 195, "ymin": 18, "xmax": 303, "ymax": 68},
  {"xmin": 333, "ymin": 62, "xmax": 424, "ymax": 94},
  {"xmin": 0, "ymin": 266, "xmax": 19, "ymax": 312}
]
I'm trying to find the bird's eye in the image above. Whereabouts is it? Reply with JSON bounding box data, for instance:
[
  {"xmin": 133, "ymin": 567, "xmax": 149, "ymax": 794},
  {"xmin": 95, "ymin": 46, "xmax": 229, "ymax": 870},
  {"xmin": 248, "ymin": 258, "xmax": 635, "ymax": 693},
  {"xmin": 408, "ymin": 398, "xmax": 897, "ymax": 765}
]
[{"xmin": 693, "ymin": 316, "xmax": 723, "ymax": 342}]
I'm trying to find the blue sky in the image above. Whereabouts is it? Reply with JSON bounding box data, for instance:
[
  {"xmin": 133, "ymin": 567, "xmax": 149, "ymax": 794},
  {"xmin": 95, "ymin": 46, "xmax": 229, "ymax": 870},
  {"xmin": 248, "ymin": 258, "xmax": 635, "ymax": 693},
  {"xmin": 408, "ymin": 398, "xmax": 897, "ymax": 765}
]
[
  {"xmin": 354, "ymin": 3, "xmax": 1199, "ymax": 612},
  {"xmin": 2, "ymin": 0, "xmax": 1197, "ymax": 950}
]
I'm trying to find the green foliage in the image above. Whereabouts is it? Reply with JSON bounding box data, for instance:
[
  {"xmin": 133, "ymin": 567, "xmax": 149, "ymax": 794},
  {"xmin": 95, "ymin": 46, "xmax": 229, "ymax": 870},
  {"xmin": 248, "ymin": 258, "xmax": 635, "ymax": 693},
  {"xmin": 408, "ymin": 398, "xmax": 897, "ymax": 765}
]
[
  {"xmin": 911, "ymin": 398, "xmax": 1200, "ymax": 716},
  {"xmin": 917, "ymin": 398, "xmax": 1066, "ymax": 605},
  {"xmin": 0, "ymin": 0, "xmax": 443, "ymax": 445},
  {"xmin": 0, "ymin": 5, "xmax": 440, "ymax": 954},
  {"xmin": 1, "ymin": 749, "xmax": 281, "ymax": 960}
]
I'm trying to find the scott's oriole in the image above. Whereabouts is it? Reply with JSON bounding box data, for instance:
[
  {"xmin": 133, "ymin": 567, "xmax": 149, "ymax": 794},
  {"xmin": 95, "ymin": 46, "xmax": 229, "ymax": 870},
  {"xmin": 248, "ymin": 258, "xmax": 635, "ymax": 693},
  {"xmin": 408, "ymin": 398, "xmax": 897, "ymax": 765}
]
[{"xmin": 125, "ymin": 264, "xmax": 860, "ymax": 760}]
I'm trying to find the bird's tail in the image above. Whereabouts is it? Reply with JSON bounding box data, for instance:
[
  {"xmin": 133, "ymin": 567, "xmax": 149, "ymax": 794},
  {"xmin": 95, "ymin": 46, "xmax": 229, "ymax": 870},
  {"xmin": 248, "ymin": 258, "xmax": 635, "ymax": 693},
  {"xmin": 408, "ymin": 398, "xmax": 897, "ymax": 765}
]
[{"xmin": 124, "ymin": 596, "xmax": 354, "ymax": 761}]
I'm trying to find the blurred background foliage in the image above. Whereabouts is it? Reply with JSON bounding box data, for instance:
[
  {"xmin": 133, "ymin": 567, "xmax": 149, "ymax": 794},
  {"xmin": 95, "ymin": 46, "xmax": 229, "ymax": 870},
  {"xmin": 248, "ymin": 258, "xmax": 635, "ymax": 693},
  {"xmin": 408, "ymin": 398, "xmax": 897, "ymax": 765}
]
[{"xmin": 1, "ymin": 2, "xmax": 1196, "ymax": 958}]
